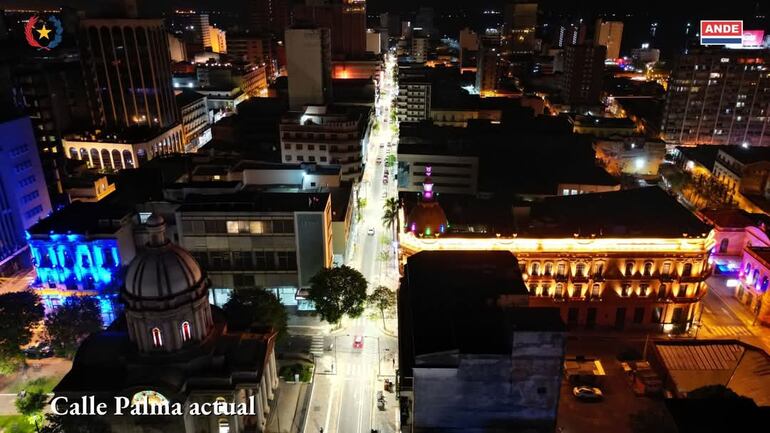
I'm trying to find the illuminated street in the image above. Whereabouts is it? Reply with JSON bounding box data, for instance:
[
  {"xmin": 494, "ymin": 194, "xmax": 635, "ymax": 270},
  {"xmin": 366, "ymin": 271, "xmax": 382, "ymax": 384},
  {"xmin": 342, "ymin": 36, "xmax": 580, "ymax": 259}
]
[{"xmin": 304, "ymin": 52, "xmax": 400, "ymax": 433}]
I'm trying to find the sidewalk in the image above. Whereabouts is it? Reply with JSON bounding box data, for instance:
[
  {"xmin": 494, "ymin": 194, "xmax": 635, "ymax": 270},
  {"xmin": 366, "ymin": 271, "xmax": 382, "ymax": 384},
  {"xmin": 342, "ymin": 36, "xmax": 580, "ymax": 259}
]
[{"xmin": 265, "ymin": 381, "xmax": 310, "ymax": 433}]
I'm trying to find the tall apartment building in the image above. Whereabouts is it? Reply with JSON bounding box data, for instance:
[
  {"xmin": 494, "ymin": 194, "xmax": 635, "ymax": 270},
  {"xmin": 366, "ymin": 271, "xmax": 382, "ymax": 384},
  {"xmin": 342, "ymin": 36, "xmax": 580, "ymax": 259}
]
[
  {"xmin": 12, "ymin": 53, "xmax": 91, "ymax": 206},
  {"xmin": 662, "ymin": 47, "xmax": 770, "ymax": 147},
  {"xmin": 411, "ymin": 31, "xmax": 428, "ymax": 63},
  {"xmin": 459, "ymin": 27, "xmax": 479, "ymax": 69},
  {"xmin": 249, "ymin": 0, "xmax": 291, "ymax": 35},
  {"xmin": 293, "ymin": 0, "xmax": 367, "ymax": 59},
  {"xmin": 175, "ymin": 191, "xmax": 333, "ymax": 310},
  {"xmin": 503, "ymin": 1, "xmax": 538, "ymax": 53},
  {"xmin": 176, "ymin": 91, "xmax": 212, "ymax": 152},
  {"xmin": 560, "ymin": 43, "xmax": 606, "ymax": 107},
  {"xmin": 0, "ymin": 116, "xmax": 53, "ymax": 275},
  {"xmin": 476, "ymin": 37, "xmax": 502, "ymax": 95},
  {"xmin": 594, "ymin": 19, "xmax": 623, "ymax": 60},
  {"xmin": 79, "ymin": 19, "xmax": 179, "ymax": 131},
  {"xmin": 167, "ymin": 12, "xmax": 210, "ymax": 56},
  {"xmin": 280, "ymin": 105, "xmax": 369, "ymax": 182},
  {"xmin": 207, "ymin": 26, "xmax": 227, "ymax": 53},
  {"xmin": 286, "ymin": 28, "xmax": 333, "ymax": 110},
  {"xmin": 397, "ymin": 73, "xmax": 431, "ymax": 123}
]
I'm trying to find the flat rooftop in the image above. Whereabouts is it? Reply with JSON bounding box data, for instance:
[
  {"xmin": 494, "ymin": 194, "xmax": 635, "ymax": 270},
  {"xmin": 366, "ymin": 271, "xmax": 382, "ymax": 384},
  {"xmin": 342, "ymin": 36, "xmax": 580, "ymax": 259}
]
[
  {"xmin": 177, "ymin": 191, "xmax": 330, "ymax": 213},
  {"xmin": 28, "ymin": 201, "xmax": 132, "ymax": 236}
]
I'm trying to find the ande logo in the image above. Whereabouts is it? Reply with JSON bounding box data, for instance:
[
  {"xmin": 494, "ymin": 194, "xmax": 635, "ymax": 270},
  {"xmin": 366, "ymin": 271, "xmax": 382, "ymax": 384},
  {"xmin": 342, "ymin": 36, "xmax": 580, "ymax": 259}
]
[{"xmin": 24, "ymin": 15, "xmax": 63, "ymax": 51}]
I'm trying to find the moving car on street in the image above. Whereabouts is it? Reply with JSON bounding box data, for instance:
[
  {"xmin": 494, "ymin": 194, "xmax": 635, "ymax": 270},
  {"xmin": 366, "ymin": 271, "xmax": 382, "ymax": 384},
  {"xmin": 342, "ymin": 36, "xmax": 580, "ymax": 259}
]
[
  {"xmin": 353, "ymin": 335, "xmax": 364, "ymax": 349},
  {"xmin": 572, "ymin": 386, "xmax": 603, "ymax": 401}
]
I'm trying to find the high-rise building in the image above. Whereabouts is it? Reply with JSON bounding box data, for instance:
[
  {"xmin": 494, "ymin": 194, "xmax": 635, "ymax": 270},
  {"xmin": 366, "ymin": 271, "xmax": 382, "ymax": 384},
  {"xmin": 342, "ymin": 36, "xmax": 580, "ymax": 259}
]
[
  {"xmin": 293, "ymin": 0, "xmax": 367, "ymax": 59},
  {"xmin": 250, "ymin": 0, "xmax": 291, "ymax": 35},
  {"xmin": 662, "ymin": 47, "xmax": 770, "ymax": 147},
  {"xmin": 459, "ymin": 27, "xmax": 480, "ymax": 70},
  {"xmin": 79, "ymin": 18, "xmax": 179, "ymax": 131},
  {"xmin": 207, "ymin": 26, "xmax": 227, "ymax": 53},
  {"xmin": 411, "ymin": 30, "xmax": 428, "ymax": 63},
  {"xmin": 397, "ymin": 66, "xmax": 431, "ymax": 123},
  {"xmin": 560, "ymin": 43, "xmax": 606, "ymax": 107},
  {"xmin": 594, "ymin": 19, "xmax": 623, "ymax": 60},
  {"xmin": 286, "ymin": 27, "xmax": 332, "ymax": 109},
  {"xmin": 557, "ymin": 22, "xmax": 586, "ymax": 47},
  {"xmin": 476, "ymin": 35, "xmax": 502, "ymax": 95},
  {"xmin": 280, "ymin": 105, "xmax": 369, "ymax": 181},
  {"xmin": 167, "ymin": 12, "xmax": 211, "ymax": 56},
  {"xmin": 12, "ymin": 53, "xmax": 91, "ymax": 206},
  {"xmin": 503, "ymin": 1, "xmax": 538, "ymax": 53},
  {"xmin": 0, "ymin": 116, "xmax": 53, "ymax": 276}
]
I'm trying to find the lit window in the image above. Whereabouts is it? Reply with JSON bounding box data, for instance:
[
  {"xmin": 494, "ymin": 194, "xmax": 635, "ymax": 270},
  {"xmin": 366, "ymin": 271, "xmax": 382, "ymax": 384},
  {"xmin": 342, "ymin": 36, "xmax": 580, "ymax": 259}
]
[
  {"xmin": 151, "ymin": 327, "xmax": 163, "ymax": 348},
  {"xmin": 226, "ymin": 221, "xmax": 239, "ymax": 234},
  {"xmin": 249, "ymin": 221, "xmax": 265, "ymax": 234},
  {"xmin": 181, "ymin": 321, "xmax": 192, "ymax": 342}
]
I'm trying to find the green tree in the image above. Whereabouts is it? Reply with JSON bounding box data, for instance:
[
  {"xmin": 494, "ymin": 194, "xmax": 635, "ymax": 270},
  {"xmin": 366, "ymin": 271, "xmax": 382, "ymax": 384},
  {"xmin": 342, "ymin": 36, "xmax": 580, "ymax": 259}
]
[
  {"xmin": 0, "ymin": 291, "xmax": 44, "ymax": 374},
  {"xmin": 386, "ymin": 154, "xmax": 396, "ymax": 167},
  {"xmin": 222, "ymin": 289, "xmax": 288, "ymax": 338},
  {"xmin": 367, "ymin": 286, "xmax": 396, "ymax": 330},
  {"xmin": 308, "ymin": 266, "xmax": 368, "ymax": 324},
  {"xmin": 40, "ymin": 413, "xmax": 111, "ymax": 433},
  {"xmin": 15, "ymin": 389, "xmax": 48, "ymax": 428},
  {"xmin": 45, "ymin": 297, "xmax": 102, "ymax": 358},
  {"xmin": 382, "ymin": 208, "xmax": 398, "ymax": 230}
]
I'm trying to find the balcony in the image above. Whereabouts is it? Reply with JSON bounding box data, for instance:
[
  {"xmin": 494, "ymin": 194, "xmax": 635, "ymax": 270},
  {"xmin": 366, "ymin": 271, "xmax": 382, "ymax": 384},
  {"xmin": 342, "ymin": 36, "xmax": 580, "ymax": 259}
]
[{"xmin": 572, "ymin": 274, "xmax": 589, "ymax": 283}]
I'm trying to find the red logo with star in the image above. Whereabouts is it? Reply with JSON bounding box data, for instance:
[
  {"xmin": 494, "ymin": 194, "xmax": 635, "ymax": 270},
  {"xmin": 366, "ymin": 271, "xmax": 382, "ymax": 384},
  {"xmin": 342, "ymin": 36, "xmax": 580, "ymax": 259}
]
[{"xmin": 24, "ymin": 15, "xmax": 63, "ymax": 51}]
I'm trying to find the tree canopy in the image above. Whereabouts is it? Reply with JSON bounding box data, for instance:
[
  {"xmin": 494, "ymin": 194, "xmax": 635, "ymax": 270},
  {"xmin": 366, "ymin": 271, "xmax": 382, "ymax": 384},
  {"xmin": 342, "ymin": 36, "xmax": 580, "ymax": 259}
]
[
  {"xmin": 0, "ymin": 291, "xmax": 44, "ymax": 373},
  {"xmin": 222, "ymin": 289, "xmax": 288, "ymax": 338},
  {"xmin": 367, "ymin": 286, "xmax": 396, "ymax": 329},
  {"xmin": 45, "ymin": 297, "xmax": 103, "ymax": 358},
  {"xmin": 308, "ymin": 266, "xmax": 368, "ymax": 324}
]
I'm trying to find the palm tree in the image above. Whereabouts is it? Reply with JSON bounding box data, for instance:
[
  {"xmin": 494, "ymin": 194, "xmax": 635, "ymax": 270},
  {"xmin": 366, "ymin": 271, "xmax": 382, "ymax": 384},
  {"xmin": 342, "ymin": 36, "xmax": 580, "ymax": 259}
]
[
  {"xmin": 382, "ymin": 208, "xmax": 398, "ymax": 229},
  {"xmin": 383, "ymin": 197, "xmax": 399, "ymax": 214}
]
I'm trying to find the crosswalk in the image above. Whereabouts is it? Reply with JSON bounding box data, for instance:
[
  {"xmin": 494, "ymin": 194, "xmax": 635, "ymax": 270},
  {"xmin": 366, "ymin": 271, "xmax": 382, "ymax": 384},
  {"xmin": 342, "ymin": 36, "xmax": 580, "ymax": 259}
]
[
  {"xmin": 310, "ymin": 335, "xmax": 325, "ymax": 357},
  {"xmin": 703, "ymin": 325, "xmax": 754, "ymax": 337},
  {"xmin": 340, "ymin": 362, "xmax": 372, "ymax": 377}
]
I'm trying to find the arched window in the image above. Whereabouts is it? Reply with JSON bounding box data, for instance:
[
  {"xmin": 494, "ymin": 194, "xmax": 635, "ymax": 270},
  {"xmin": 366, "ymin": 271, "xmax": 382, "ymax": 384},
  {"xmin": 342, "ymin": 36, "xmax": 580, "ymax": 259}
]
[
  {"xmin": 151, "ymin": 327, "xmax": 163, "ymax": 348},
  {"xmin": 90, "ymin": 148, "xmax": 102, "ymax": 169},
  {"xmin": 112, "ymin": 149, "xmax": 123, "ymax": 170},
  {"xmin": 544, "ymin": 262, "xmax": 553, "ymax": 276},
  {"xmin": 123, "ymin": 150, "xmax": 134, "ymax": 168},
  {"xmin": 625, "ymin": 261, "xmax": 635, "ymax": 276},
  {"xmin": 683, "ymin": 263, "xmax": 693, "ymax": 276},
  {"xmin": 80, "ymin": 148, "xmax": 89, "ymax": 162},
  {"xmin": 719, "ymin": 238, "xmax": 729, "ymax": 253},
  {"xmin": 101, "ymin": 149, "xmax": 113, "ymax": 169},
  {"xmin": 762, "ymin": 277, "xmax": 769, "ymax": 292},
  {"xmin": 594, "ymin": 262, "xmax": 604, "ymax": 277},
  {"xmin": 643, "ymin": 262, "xmax": 653, "ymax": 277},
  {"xmin": 575, "ymin": 263, "xmax": 586, "ymax": 277},
  {"xmin": 218, "ymin": 418, "xmax": 230, "ymax": 433},
  {"xmin": 69, "ymin": 147, "xmax": 78, "ymax": 159},
  {"xmin": 181, "ymin": 321, "xmax": 192, "ymax": 342},
  {"xmin": 752, "ymin": 269, "xmax": 759, "ymax": 284},
  {"xmin": 530, "ymin": 262, "xmax": 540, "ymax": 276}
]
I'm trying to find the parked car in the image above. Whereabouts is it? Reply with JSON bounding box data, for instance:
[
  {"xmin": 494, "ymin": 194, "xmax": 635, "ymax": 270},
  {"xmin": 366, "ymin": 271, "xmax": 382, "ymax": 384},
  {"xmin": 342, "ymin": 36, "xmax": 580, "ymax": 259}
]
[
  {"xmin": 367, "ymin": 228, "xmax": 375, "ymax": 236},
  {"xmin": 353, "ymin": 335, "xmax": 364, "ymax": 349},
  {"xmin": 24, "ymin": 342, "xmax": 53, "ymax": 359},
  {"xmin": 572, "ymin": 386, "xmax": 603, "ymax": 401},
  {"xmin": 376, "ymin": 157, "xmax": 382, "ymax": 164}
]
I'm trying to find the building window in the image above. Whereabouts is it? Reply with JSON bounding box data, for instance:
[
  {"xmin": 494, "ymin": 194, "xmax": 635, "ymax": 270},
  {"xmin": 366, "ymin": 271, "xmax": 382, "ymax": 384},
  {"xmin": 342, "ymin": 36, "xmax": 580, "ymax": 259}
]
[
  {"xmin": 218, "ymin": 418, "xmax": 230, "ymax": 433},
  {"xmin": 633, "ymin": 307, "xmax": 645, "ymax": 324},
  {"xmin": 594, "ymin": 262, "xmax": 604, "ymax": 277},
  {"xmin": 297, "ymin": 155, "xmax": 304, "ymax": 161},
  {"xmin": 544, "ymin": 262, "xmax": 553, "ymax": 276},
  {"xmin": 572, "ymin": 284, "xmax": 583, "ymax": 297},
  {"xmin": 250, "ymin": 221, "xmax": 266, "ymax": 234},
  {"xmin": 181, "ymin": 321, "xmax": 192, "ymax": 342},
  {"xmin": 528, "ymin": 283, "xmax": 537, "ymax": 293},
  {"xmin": 277, "ymin": 251, "xmax": 297, "ymax": 270},
  {"xmin": 296, "ymin": 144, "xmax": 303, "ymax": 150},
  {"xmin": 621, "ymin": 284, "xmax": 632, "ymax": 297},
  {"xmin": 652, "ymin": 307, "xmax": 663, "ymax": 323},
  {"xmin": 683, "ymin": 263, "xmax": 693, "ymax": 277},
  {"xmin": 320, "ymin": 156, "xmax": 327, "ymax": 162},
  {"xmin": 556, "ymin": 263, "xmax": 566, "ymax": 276},
  {"xmin": 662, "ymin": 262, "xmax": 672, "ymax": 276},
  {"xmin": 285, "ymin": 155, "xmax": 292, "ymax": 161},
  {"xmin": 530, "ymin": 262, "xmax": 540, "ymax": 276},
  {"xmin": 762, "ymin": 277, "xmax": 769, "ymax": 292},
  {"xmin": 643, "ymin": 262, "xmax": 653, "ymax": 277},
  {"xmin": 590, "ymin": 283, "xmax": 600, "ymax": 298},
  {"xmin": 639, "ymin": 284, "xmax": 650, "ymax": 296},
  {"xmin": 719, "ymin": 238, "xmax": 729, "ymax": 253},
  {"xmin": 575, "ymin": 263, "xmax": 586, "ymax": 277},
  {"xmin": 625, "ymin": 261, "xmax": 635, "ymax": 276},
  {"xmin": 151, "ymin": 327, "xmax": 163, "ymax": 348}
]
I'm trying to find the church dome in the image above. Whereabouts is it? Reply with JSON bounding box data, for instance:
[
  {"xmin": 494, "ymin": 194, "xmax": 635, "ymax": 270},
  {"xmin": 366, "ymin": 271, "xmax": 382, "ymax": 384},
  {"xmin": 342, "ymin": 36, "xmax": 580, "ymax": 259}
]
[
  {"xmin": 406, "ymin": 165, "xmax": 448, "ymax": 237},
  {"xmin": 124, "ymin": 215, "xmax": 204, "ymax": 299}
]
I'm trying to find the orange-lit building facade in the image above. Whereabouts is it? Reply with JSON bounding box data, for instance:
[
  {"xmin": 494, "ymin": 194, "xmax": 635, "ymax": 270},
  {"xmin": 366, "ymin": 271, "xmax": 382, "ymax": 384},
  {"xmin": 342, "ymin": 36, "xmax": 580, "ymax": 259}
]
[
  {"xmin": 399, "ymin": 188, "xmax": 715, "ymax": 334},
  {"xmin": 735, "ymin": 246, "xmax": 770, "ymax": 326}
]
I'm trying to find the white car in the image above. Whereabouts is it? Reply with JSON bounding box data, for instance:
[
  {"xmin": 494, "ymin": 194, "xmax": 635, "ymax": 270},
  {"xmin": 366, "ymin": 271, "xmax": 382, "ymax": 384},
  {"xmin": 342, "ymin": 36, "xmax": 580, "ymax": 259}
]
[
  {"xmin": 572, "ymin": 386, "xmax": 603, "ymax": 401},
  {"xmin": 367, "ymin": 228, "xmax": 375, "ymax": 236}
]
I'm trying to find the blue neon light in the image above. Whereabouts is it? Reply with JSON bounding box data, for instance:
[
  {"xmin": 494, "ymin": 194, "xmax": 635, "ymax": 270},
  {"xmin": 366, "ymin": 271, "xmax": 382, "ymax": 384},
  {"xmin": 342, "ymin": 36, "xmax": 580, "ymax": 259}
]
[{"xmin": 29, "ymin": 234, "xmax": 121, "ymax": 290}]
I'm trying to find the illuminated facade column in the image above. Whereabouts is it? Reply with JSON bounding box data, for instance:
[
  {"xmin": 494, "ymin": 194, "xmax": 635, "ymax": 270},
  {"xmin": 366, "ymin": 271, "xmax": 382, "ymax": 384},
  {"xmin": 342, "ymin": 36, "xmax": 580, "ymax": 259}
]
[
  {"xmin": 268, "ymin": 352, "xmax": 278, "ymax": 389},
  {"xmin": 259, "ymin": 377, "xmax": 270, "ymax": 414},
  {"xmin": 255, "ymin": 390, "xmax": 266, "ymax": 428}
]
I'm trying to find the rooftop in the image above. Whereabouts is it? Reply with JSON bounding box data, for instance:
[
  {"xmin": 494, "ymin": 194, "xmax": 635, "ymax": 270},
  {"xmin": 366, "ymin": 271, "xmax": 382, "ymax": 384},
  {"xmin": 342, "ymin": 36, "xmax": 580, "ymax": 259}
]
[
  {"xmin": 28, "ymin": 201, "xmax": 132, "ymax": 236},
  {"xmin": 175, "ymin": 89, "xmax": 206, "ymax": 107},
  {"xmin": 399, "ymin": 251, "xmax": 562, "ymax": 362},
  {"xmin": 719, "ymin": 146, "xmax": 770, "ymax": 165},
  {"xmin": 177, "ymin": 191, "xmax": 330, "ymax": 213}
]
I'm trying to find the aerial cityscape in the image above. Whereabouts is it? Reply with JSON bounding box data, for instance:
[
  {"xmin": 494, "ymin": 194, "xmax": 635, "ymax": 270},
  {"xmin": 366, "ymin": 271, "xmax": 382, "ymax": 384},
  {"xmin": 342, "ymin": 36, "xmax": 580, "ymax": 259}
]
[{"xmin": 0, "ymin": 0, "xmax": 768, "ymax": 432}]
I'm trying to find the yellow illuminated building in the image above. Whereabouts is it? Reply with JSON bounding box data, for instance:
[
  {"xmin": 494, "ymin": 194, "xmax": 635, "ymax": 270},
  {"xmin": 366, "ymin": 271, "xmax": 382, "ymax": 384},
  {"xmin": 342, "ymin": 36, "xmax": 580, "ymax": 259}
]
[{"xmin": 398, "ymin": 187, "xmax": 715, "ymax": 333}]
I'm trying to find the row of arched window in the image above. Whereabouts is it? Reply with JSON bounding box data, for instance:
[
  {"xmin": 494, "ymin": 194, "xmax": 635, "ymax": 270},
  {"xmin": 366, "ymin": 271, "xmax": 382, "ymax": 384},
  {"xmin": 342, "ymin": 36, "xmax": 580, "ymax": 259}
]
[
  {"xmin": 743, "ymin": 262, "xmax": 770, "ymax": 292},
  {"xmin": 524, "ymin": 260, "xmax": 693, "ymax": 278},
  {"xmin": 69, "ymin": 148, "xmax": 135, "ymax": 170},
  {"xmin": 151, "ymin": 321, "xmax": 192, "ymax": 348}
]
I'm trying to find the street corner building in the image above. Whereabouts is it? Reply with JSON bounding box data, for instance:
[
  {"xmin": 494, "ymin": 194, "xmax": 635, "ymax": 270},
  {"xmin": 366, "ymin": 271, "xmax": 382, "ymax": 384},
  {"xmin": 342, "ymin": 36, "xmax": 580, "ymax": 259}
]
[
  {"xmin": 399, "ymin": 187, "xmax": 715, "ymax": 334},
  {"xmin": 398, "ymin": 250, "xmax": 567, "ymax": 433},
  {"xmin": 53, "ymin": 214, "xmax": 279, "ymax": 433}
]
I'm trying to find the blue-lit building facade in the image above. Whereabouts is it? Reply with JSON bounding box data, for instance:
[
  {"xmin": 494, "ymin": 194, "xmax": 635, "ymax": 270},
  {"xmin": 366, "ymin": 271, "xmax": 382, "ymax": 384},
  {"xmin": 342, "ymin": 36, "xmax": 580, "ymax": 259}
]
[
  {"xmin": 0, "ymin": 115, "xmax": 53, "ymax": 276},
  {"xmin": 27, "ymin": 202, "xmax": 136, "ymax": 325}
]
